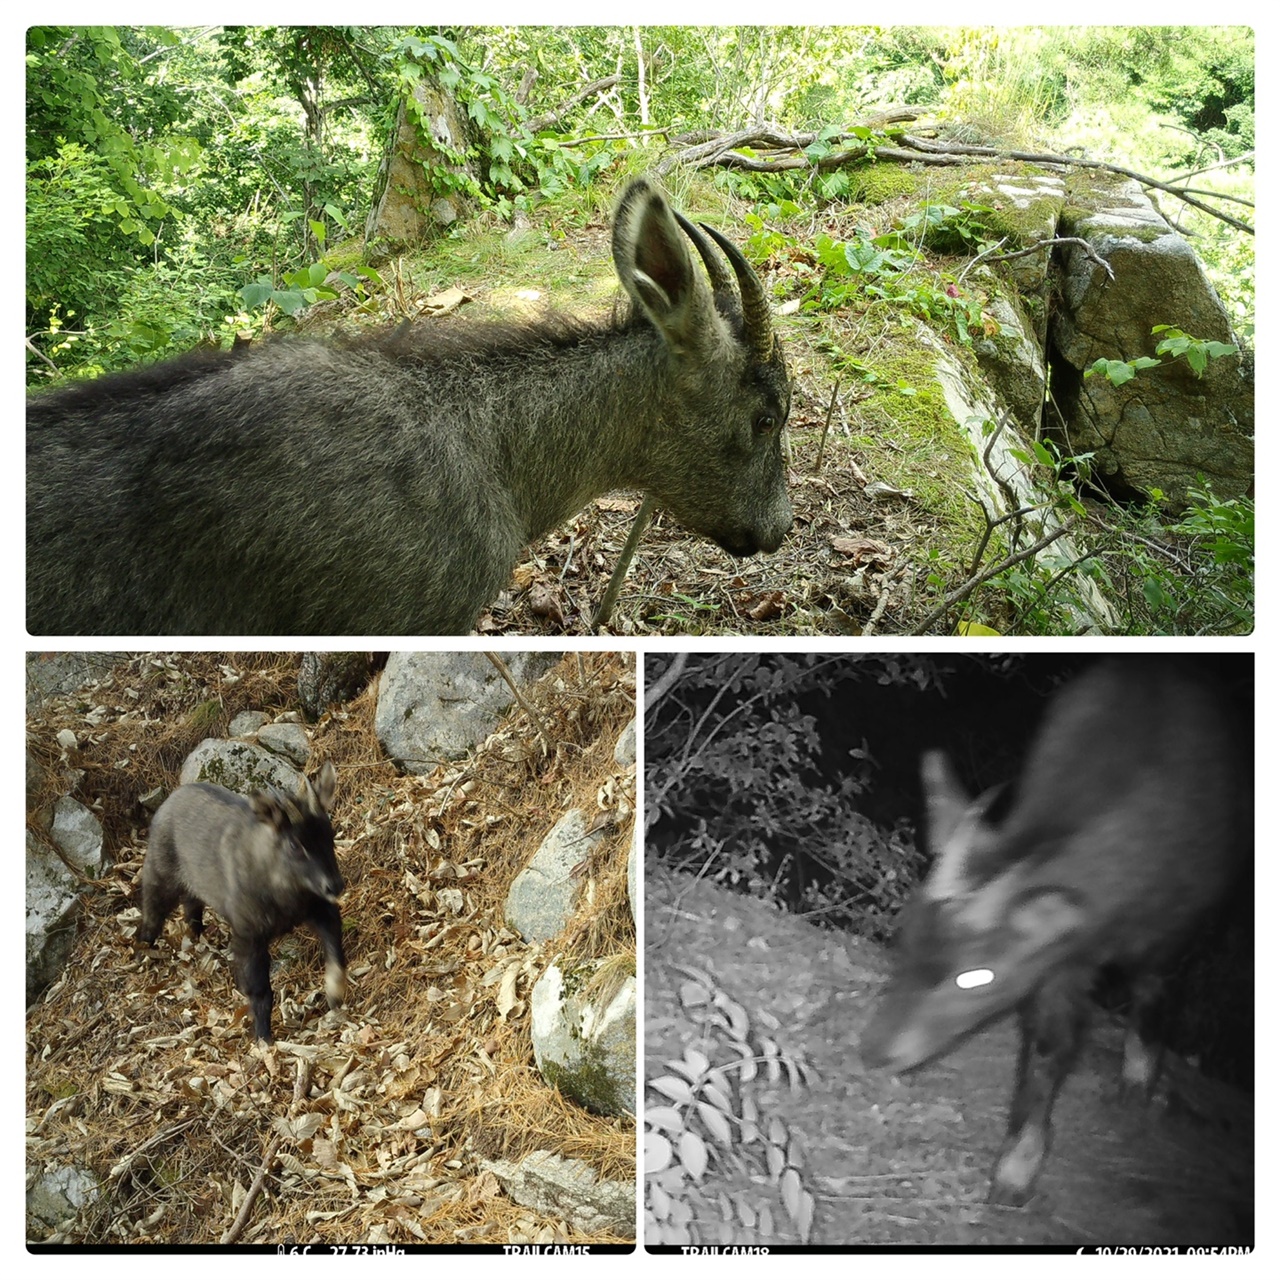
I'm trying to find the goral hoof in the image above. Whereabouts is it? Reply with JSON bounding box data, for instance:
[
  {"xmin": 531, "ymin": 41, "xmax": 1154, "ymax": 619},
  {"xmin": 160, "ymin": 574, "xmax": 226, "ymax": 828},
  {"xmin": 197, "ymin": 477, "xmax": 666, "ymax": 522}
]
[{"xmin": 987, "ymin": 1181, "xmax": 1035, "ymax": 1208}]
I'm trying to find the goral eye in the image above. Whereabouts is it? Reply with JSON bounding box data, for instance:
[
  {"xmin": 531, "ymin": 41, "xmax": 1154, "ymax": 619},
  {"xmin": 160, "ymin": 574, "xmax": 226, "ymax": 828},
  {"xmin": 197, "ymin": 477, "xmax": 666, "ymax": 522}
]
[{"xmin": 754, "ymin": 412, "xmax": 777, "ymax": 436}]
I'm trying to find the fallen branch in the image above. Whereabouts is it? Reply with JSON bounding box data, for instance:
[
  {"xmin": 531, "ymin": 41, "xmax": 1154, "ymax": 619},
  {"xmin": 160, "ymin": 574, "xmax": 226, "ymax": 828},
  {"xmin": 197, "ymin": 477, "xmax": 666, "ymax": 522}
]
[
  {"xmin": 908, "ymin": 520, "xmax": 1075, "ymax": 636},
  {"xmin": 221, "ymin": 1134, "xmax": 281, "ymax": 1245},
  {"xmin": 525, "ymin": 74, "xmax": 621, "ymax": 133},
  {"xmin": 655, "ymin": 109, "xmax": 923, "ymax": 176},
  {"xmin": 1175, "ymin": 149, "xmax": 1255, "ymax": 183},
  {"xmin": 657, "ymin": 121, "xmax": 1253, "ymax": 234},
  {"xmin": 896, "ymin": 135, "xmax": 1253, "ymax": 234},
  {"xmin": 107, "ymin": 1120, "xmax": 199, "ymax": 1180},
  {"xmin": 25, "ymin": 335, "xmax": 59, "ymax": 372},
  {"xmin": 645, "ymin": 652, "xmax": 689, "ymax": 715},
  {"xmin": 959, "ymin": 236, "xmax": 1116, "ymax": 285},
  {"xmin": 815, "ymin": 380, "xmax": 841, "ymax": 472},
  {"xmin": 559, "ymin": 127, "xmax": 673, "ymax": 147},
  {"xmin": 485, "ymin": 652, "xmax": 551, "ymax": 749},
  {"xmin": 591, "ymin": 495, "xmax": 655, "ymax": 631}
]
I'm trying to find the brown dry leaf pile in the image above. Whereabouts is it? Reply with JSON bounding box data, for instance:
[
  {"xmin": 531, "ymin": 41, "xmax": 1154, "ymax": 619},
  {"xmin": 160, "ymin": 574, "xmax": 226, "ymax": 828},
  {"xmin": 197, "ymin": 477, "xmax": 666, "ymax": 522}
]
[{"xmin": 27, "ymin": 651, "xmax": 636, "ymax": 1246}]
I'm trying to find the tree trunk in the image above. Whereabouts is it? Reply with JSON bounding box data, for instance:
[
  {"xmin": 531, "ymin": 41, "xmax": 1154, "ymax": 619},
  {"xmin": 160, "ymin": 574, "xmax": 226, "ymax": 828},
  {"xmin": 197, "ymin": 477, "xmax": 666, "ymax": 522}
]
[{"xmin": 364, "ymin": 72, "xmax": 479, "ymax": 255}]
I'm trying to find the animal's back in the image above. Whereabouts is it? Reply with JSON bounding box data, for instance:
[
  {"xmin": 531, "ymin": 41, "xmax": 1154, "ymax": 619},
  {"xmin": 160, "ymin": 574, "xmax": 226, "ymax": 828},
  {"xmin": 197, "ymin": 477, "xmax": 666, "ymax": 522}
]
[
  {"xmin": 27, "ymin": 341, "xmax": 510, "ymax": 634},
  {"xmin": 1004, "ymin": 658, "xmax": 1238, "ymax": 968},
  {"xmin": 145, "ymin": 783, "xmax": 252, "ymax": 924}
]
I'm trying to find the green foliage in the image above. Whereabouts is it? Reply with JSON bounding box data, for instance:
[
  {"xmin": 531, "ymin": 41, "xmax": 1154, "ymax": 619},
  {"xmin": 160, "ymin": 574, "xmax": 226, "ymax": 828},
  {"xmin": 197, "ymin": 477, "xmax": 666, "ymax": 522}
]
[
  {"xmin": 27, "ymin": 24, "xmax": 391, "ymax": 379},
  {"xmin": 1169, "ymin": 486, "xmax": 1254, "ymax": 630},
  {"xmin": 1086, "ymin": 325, "xmax": 1240, "ymax": 386},
  {"xmin": 714, "ymin": 168, "xmax": 815, "ymax": 207},
  {"xmin": 957, "ymin": 423, "xmax": 1247, "ymax": 638},
  {"xmin": 390, "ymin": 30, "xmax": 624, "ymax": 214},
  {"xmin": 27, "ymin": 143, "xmax": 137, "ymax": 330},
  {"xmin": 100, "ymin": 245, "xmax": 242, "ymax": 362},
  {"xmin": 26, "ymin": 27, "xmax": 197, "ymax": 247},
  {"xmin": 646, "ymin": 593, "xmax": 722, "ymax": 632},
  {"xmin": 26, "ymin": 22, "xmax": 1254, "ymax": 409},
  {"xmin": 912, "ymin": 26, "xmax": 1254, "ymax": 161},
  {"xmin": 957, "ymin": 432, "xmax": 1103, "ymax": 635},
  {"xmin": 1085, "ymin": 355, "xmax": 1163, "ymax": 387},
  {"xmin": 899, "ymin": 200, "xmax": 998, "ymax": 255},
  {"xmin": 926, "ymin": 408, "xmax": 1254, "ymax": 635},
  {"xmin": 241, "ymin": 257, "xmax": 383, "ymax": 320},
  {"xmin": 975, "ymin": 457, "xmax": 1254, "ymax": 636},
  {"xmin": 814, "ymin": 229, "xmax": 917, "ymax": 285},
  {"xmin": 1151, "ymin": 325, "xmax": 1239, "ymax": 377},
  {"xmin": 801, "ymin": 202, "xmax": 1001, "ymax": 346},
  {"xmin": 1133, "ymin": 27, "xmax": 1254, "ymax": 159},
  {"xmin": 1099, "ymin": 485, "xmax": 1254, "ymax": 635}
]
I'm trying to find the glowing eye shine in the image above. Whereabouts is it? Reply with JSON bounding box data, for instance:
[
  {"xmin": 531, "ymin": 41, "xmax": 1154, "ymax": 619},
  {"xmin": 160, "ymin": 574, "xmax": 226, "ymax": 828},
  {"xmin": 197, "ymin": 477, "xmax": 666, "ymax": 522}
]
[{"xmin": 956, "ymin": 967, "xmax": 995, "ymax": 991}]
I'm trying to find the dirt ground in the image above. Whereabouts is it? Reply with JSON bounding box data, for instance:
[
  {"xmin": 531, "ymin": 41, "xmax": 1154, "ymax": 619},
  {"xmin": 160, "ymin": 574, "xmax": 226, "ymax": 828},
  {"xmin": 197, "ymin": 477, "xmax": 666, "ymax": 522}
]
[
  {"xmin": 27, "ymin": 652, "xmax": 637, "ymax": 1246},
  {"xmin": 644, "ymin": 870, "xmax": 1253, "ymax": 1249}
]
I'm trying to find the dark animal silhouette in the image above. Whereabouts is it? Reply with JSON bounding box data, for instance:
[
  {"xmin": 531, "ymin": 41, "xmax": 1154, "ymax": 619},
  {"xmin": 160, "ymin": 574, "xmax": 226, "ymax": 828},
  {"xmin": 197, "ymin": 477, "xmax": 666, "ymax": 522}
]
[
  {"xmin": 861, "ymin": 659, "xmax": 1244, "ymax": 1205},
  {"xmin": 139, "ymin": 762, "xmax": 345, "ymax": 1043}
]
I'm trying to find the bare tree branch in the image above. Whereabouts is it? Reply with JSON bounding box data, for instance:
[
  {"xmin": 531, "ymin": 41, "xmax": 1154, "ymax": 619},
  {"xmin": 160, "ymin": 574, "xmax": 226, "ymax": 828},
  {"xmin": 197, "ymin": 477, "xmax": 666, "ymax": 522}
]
[
  {"xmin": 909, "ymin": 520, "xmax": 1076, "ymax": 636},
  {"xmin": 657, "ymin": 121, "xmax": 1253, "ymax": 234},
  {"xmin": 525, "ymin": 74, "xmax": 621, "ymax": 133}
]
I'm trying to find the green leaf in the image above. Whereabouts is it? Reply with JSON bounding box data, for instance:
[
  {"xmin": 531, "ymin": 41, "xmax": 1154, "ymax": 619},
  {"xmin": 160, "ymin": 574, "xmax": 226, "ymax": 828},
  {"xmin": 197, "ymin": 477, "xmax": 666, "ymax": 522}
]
[
  {"xmin": 678, "ymin": 1130, "xmax": 708, "ymax": 1180},
  {"xmin": 1142, "ymin": 577, "xmax": 1171, "ymax": 609},
  {"xmin": 240, "ymin": 280, "xmax": 274, "ymax": 309},
  {"xmin": 649, "ymin": 1074, "xmax": 695, "ymax": 1105},
  {"xmin": 271, "ymin": 289, "xmax": 309, "ymax": 316},
  {"xmin": 644, "ymin": 1129, "xmax": 673, "ymax": 1174},
  {"xmin": 696, "ymin": 1101, "xmax": 733, "ymax": 1145},
  {"xmin": 1088, "ymin": 358, "xmax": 1136, "ymax": 386}
]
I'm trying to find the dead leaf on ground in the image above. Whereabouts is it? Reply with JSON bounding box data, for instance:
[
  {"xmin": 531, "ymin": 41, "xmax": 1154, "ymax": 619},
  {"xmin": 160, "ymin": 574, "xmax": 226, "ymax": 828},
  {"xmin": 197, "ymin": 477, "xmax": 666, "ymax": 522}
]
[
  {"xmin": 528, "ymin": 580, "xmax": 566, "ymax": 624},
  {"xmin": 740, "ymin": 590, "xmax": 787, "ymax": 622},
  {"xmin": 830, "ymin": 537, "xmax": 895, "ymax": 569},
  {"xmin": 423, "ymin": 286, "xmax": 471, "ymax": 314}
]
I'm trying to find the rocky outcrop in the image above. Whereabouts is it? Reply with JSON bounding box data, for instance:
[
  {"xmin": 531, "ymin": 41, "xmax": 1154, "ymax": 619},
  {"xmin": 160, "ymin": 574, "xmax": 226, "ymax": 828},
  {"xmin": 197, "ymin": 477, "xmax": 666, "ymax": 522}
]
[
  {"xmin": 298, "ymin": 652, "xmax": 382, "ymax": 722},
  {"xmin": 961, "ymin": 169, "xmax": 1251, "ymax": 510},
  {"xmin": 364, "ymin": 77, "xmax": 476, "ymax": 253},
  {"xmin": 478, "ymin": 1150, "xmax": 634, "ymax": 1237},
  {"xmin": 1050, "ymin": 177, "xmax": 1252, "ymax": 504}
]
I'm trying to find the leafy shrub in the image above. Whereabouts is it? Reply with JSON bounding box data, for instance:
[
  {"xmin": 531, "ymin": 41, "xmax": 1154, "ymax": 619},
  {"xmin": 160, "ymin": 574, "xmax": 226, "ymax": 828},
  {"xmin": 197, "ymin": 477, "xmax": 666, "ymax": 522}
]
[{"xmin": 27, "ymin": 143, "xmax": 137, "ymax": 350}]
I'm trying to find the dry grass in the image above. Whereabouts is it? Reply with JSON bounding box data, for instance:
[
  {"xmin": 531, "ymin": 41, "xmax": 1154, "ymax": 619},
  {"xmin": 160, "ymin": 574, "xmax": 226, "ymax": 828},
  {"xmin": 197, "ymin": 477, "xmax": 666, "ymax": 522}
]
[{"xmin": 27, "ymin": 651, "xmax": 636, "ymax": 1245}]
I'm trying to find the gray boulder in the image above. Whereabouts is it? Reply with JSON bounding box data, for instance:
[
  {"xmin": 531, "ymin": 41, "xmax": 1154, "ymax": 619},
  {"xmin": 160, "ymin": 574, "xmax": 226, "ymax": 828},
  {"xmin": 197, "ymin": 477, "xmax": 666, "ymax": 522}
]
[
  {"xmin": 530, "ymin": 959, "xmax": 636, "ymax": 1118},
  {"xmin": 1052, "ymin": 178, "xmax": 1252, "ymax": 504},
  {"xmin": 376, "ymin": 651, "xmax": 559, "ymax": 772},
  {"xmin": 27, "ymin": 800, "xmax": 103, "ymax": 1005},
  {"xmin": 506, "ymin": 810, "xmax": 602, "ymax": 944},
  {"xmin": 179, "ymin": 738, "xmax": 303, "ymax": 794}
]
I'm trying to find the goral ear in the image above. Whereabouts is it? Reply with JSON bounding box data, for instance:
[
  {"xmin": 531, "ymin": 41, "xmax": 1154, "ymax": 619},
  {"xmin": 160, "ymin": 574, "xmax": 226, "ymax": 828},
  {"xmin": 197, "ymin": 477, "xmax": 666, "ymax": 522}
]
[
  {"xmin": 920, "ymin": 749, "xmax": 972, "ymax": 849},
  {"xmin": 251, "ymin": 789, "xmax": 295, "ymax": 831},
  {"xmin": 920, "ymin": 750, "xmax": 1003, "ymax": 901},
  {"xmin": 612, "ymin": 178, "xmax": 703, "ymax": 353},
  {"xmin": 302, "ymin": 760, "xmax": 337, "ymax": 814}
]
